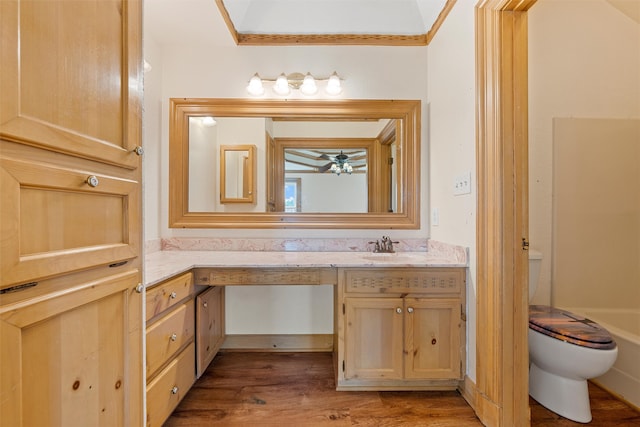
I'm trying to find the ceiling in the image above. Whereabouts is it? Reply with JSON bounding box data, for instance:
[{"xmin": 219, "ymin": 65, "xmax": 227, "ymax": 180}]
[{"xmin": 144, "ymin": 0, "xmax": 455, "ymax": 47}]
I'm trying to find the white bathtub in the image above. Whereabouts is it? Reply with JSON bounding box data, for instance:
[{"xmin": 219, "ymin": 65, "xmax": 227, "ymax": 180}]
[{"xmin": 563, "ymin": 307, "xmax": 640, "ymax": 410}]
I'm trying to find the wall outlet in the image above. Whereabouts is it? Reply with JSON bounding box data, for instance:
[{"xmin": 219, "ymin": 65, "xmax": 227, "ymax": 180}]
[{"xmin": 453, "ymin": 171, "xmax": 472, "ymax": 195}]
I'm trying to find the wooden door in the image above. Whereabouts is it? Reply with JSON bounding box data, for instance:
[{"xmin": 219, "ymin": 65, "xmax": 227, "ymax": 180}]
[
  {"xmin": 0, "ymin": 272, "xmax": 141, "ymax": 426},
  {"xmin": 0, "ymin": 0, "xmax": 143, "ymax": 425},
  {"xmin": 196, "ymin": 286, "xmax": 225, "ymax": 377},
  {"xmin": 404, "ymin": 298, "xmax": 461, "ymax": 380},
  {"xmin": 344, "ymin": 297, "xmax": 403, "ymax": 380}
]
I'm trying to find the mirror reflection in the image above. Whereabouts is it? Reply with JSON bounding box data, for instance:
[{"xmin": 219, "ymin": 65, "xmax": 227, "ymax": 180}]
[
  {"xmin": 170, "ymin": 99, "xmax": 420, "ymax": 229},
  {"xmin": 189, "ymin": 117, "xmax": 397, "ymax": 214},
  {"xmin": 220, "ymin": 144, "xmax": 255, "ymax": 204}
]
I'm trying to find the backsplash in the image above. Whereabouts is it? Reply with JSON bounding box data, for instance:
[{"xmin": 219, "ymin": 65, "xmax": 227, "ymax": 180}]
[{"xmin": 145, "ymin": 238, "xmax": 467, "ymax": 264}]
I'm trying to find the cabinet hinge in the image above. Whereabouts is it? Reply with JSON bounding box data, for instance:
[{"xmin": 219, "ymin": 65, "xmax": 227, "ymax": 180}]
[
  {"xmin": 522, "ymin": 237, "xmax": 530, "ymax": 251},
  {"xmin": 343, "ymin": 303, "xmax": 345, "ymax": 315},
  {"xmin": 342, "ymin": 360, "xmax": 345, "ymax": 372},
  {"xmin": 461, "ymin": 305, "xmax": 467, "ymax": 322}
]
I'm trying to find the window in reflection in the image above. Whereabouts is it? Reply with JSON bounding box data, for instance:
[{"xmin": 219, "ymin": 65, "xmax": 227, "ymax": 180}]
[{"xmin": 284, "ymin": 178, "xmax": 302, "ymax": 213}]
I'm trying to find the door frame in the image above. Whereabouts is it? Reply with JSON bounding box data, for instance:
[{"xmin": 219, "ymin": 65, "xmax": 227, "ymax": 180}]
[{"xmin": 474, "ymin": 1, "xmax": 536, "ymax": 426}]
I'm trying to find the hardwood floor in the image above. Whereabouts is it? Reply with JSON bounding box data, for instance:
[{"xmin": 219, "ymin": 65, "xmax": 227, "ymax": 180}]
[{"xmin": 165, "ymin": 352, "xmax": 640, "ymax": 426}]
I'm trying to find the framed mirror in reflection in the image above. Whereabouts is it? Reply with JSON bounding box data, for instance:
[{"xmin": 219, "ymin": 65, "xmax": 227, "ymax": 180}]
[{"xmin": 170, "ymin": 98, "xmax": 420, "ymax": 229}]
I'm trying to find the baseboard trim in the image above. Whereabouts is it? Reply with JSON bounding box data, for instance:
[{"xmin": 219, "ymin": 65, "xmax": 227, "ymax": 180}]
[
  {"xmin": 459, "ymin": 375, "xmax": 478, "ymax": 412},
  {"xmin": 221, "ymin": 334, "xmax": 333, "ymax": 352}
]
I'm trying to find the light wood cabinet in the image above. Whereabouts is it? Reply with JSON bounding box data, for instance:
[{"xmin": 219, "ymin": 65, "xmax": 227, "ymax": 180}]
[
  {"xmin": 145, "ymin": 273, "xmax": 195, "ymax": 427},
  {"xmin": 336, "ymin": 268, "xmax": 465, "ymax": 390},
  {"xmin": 0, "ymin": 0, "xmax": 143, "ymax": 425},
  {"xmin": 196, "ymin": 285, "xmax": 225, "ymax": 377},
  {"xmin": 145, "ymin": 273, "xmax": 225, "ymax": 426}
]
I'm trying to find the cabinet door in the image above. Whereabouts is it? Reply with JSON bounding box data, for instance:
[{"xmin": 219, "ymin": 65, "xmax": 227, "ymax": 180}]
[
  {"xmin": 196, "ymin": 286, "xmax": 225, "ymax": 377},
  {"xmin": 0, "ymin": 0, "xmax": 142, "ymax": 168},
  {"xmin": 344, "ymin": 297, "xmax": 403, "ymax": 380},
  {"xmin": 0, "ymin": 272, "xmax": 142, "ymax": 426},
  {"xmin": 404, "ymin": 298, "xmax": 461, "ymax": 380},
  {"xmin": 0, "ymin": 156, "xmax": 140, "ymax": 288}
]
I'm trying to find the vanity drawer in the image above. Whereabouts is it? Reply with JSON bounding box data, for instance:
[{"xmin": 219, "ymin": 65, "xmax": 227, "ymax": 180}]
[
  {"xmin": 146, "ymin": 272, "xmax": 193, "ymax": 321},
  {"xmin": 146, "ymin": 342, "xmax": 196, "ymax": 427},
  {"xmin": 146, "ymin": 299, "xmax": 195, "ymax": 380},
  {"xmin": 343, "ymin": 268, "xmax": 464, "ymax": 295}
]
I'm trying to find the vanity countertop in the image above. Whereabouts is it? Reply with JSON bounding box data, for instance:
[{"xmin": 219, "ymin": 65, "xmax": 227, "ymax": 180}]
[{"xmin": 144, "ymin": 250, "xmax": 467, "ymax": 288}]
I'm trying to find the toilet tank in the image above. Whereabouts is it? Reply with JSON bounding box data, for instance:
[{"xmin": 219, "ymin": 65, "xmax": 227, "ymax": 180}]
[{"xmin": 528, "ymin": 249, "xmax": 542, "ymax": 301}]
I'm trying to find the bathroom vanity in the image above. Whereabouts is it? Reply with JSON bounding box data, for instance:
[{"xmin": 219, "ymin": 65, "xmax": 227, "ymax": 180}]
[{"xmin": 144, "ymin": 249, "xmax": 467, "ymax": 426}]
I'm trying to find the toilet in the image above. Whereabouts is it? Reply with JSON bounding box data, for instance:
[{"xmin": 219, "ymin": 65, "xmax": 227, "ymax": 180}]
[{"xmin": 528, "ymin": 250, "xmax": 618, "ymax": 423}]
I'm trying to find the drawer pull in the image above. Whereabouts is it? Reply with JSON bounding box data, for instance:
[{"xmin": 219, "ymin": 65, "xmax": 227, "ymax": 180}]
[
  {"xmin": 169, "ymin": 291, "xmax": 177, "ymax": 299},
  {"xmin": 170, "ymin": 333, "xmax": 178, "ymax": 342},
  {"xmin": 86, "ymin": 175, "xmax": 99, "ymax": 187},
  {"xmin": 135, "ymin": 283, "xmax": 144, "ymax": 293},
  {"xmin": 171, "ymin": 386, "xmax": 179, "ymax": 395},
  {"xmin": 407, "ymin": 307, "xmax": 414, "ymax": 313},
  {"xmin": 395, "ymin": 307, "xmax": 402, "ymax": 314}
]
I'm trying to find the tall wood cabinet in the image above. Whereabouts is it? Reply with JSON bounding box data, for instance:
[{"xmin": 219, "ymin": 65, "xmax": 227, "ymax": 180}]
[{"xmin": 0, "ymin": 1, "xmax": 144, "ymax": 425}]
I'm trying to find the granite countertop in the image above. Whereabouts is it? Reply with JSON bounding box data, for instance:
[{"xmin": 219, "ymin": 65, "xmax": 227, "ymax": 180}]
[{"xmin": 144, "ymin": 250, "xmax": 468, "ymax": 288}]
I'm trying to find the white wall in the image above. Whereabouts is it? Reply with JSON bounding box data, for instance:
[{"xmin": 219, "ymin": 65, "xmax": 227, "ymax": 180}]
[
  {"xmin": 528, "ymin": 0, "xmax": 640, "ymax": 306},
  {"xmin": 425, "ymin": 0, "xmax": 477, "ymax": 381},
  {"xmin": 142, "ymin": 37, "xmax": 163, "ymax": 245}
]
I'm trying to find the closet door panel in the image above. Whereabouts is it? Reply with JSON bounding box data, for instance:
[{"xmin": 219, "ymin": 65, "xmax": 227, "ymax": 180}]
[
  {"xmin": 0, "ymin": 0, "xmax": 142, "ymax": 169},
  {"xmin": 0, "ymin": 271, "xmax": 142, "ymax": 427},
  {"xmin": 0, "ymin": 156, "xmax": 139, "ymax": 289}
]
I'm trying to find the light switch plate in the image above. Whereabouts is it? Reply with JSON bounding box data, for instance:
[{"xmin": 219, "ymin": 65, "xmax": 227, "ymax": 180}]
[{"xmin": 453, "ymin": 171, "xmax": 472, "ymax": 195}]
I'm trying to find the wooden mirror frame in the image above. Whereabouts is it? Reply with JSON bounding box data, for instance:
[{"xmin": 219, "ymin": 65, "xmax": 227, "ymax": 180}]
[
  {"xmin": 169, "ymin": 98, "xmax": 420, "ymax": 229},
  {"xmin": 220, "ymin": 144, "xmax": 256, "ymax": 204}
]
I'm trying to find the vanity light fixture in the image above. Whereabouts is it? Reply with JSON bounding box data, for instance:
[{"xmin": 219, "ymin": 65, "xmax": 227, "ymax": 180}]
[{"xmin": 246, "ymin": 72, "xmax": 343, "ymax": 97}]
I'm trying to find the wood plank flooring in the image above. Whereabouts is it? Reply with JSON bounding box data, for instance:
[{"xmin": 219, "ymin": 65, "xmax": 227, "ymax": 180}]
[{"xmin": 165, "ymin": 352, "xmax": 640, "ymax": 426}]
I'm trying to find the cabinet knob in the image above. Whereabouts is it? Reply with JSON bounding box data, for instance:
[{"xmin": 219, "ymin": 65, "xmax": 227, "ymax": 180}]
[
  {"xmin": 135, "ymin": 283, "xmax": 144, "ymax": 293},
  {"xmin": 171, "ymin": 386, "xmax": 179, "ymax": 394},
  {"xmin": 396, "ymin": 307, "xmax": 402, "ymax": 314},
  {"xmin": 407, "ymin": 307, "xmax": 414, "ymax": 313},
  {"xmin": 170, "ymin": 333, "xmax": 178, "ymax": 342},
  {"xmin": 86, "ymin": 175, "xmax": 99, "ymax": 187},
  {"xmin": 133, "ymin": 146, "xmax": 144, "ymax": 156},
  {"xmin": 203, "ymin": 301, "xmax": 208, "ymax": 308},
  {"xmin": 431, "ymin": 338, "xmax": 437, "ymax": 345},
  {"xmin": 169, "ymin": 291, "xmax": 177, "ymax": 299}
]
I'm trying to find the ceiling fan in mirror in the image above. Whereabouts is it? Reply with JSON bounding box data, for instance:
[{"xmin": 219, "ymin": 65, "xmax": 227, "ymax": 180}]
[{"xmin": 319, "ymin": 151, "xmax": 352, "ymax": 175}]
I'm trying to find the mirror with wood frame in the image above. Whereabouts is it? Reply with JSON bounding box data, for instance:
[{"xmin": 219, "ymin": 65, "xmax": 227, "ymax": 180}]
[{"xmin": 169, "ymin": 98, "xmax": 420, "ymax": 229}]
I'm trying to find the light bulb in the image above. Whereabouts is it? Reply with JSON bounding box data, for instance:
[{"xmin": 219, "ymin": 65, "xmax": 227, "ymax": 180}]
[
  {"xmin": 300, "ymin": 73, "xmax": 318, "ymax": 96},
  {"xmin": 325, "ymin": 72, "xmax": 342, "ymax": 95},
  {"xmin": 246, "ymin": 73, "xmax": 264, "ymax": 96},
  {"xmin": 201, "ymin": 116, "xmax": 216, "ymax": 127},
  {"xmin": 273, "ymin": 73, "xmax": 291, "ymax": 96}
]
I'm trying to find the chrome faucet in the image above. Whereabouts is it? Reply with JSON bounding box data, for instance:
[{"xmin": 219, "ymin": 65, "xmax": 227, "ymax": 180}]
[{"xmin": 369, "ymin": 236, "xmax": 399, "ymax": 253}]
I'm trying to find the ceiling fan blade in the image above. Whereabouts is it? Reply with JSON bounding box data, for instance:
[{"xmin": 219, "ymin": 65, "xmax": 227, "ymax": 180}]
[
  {"xmin": 318, "ymin": 162, "xmax": 333, "ymax": 173},
  {"xmin": 318, "ymin": 153, "xmax": 332, "ymax": 160}
]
